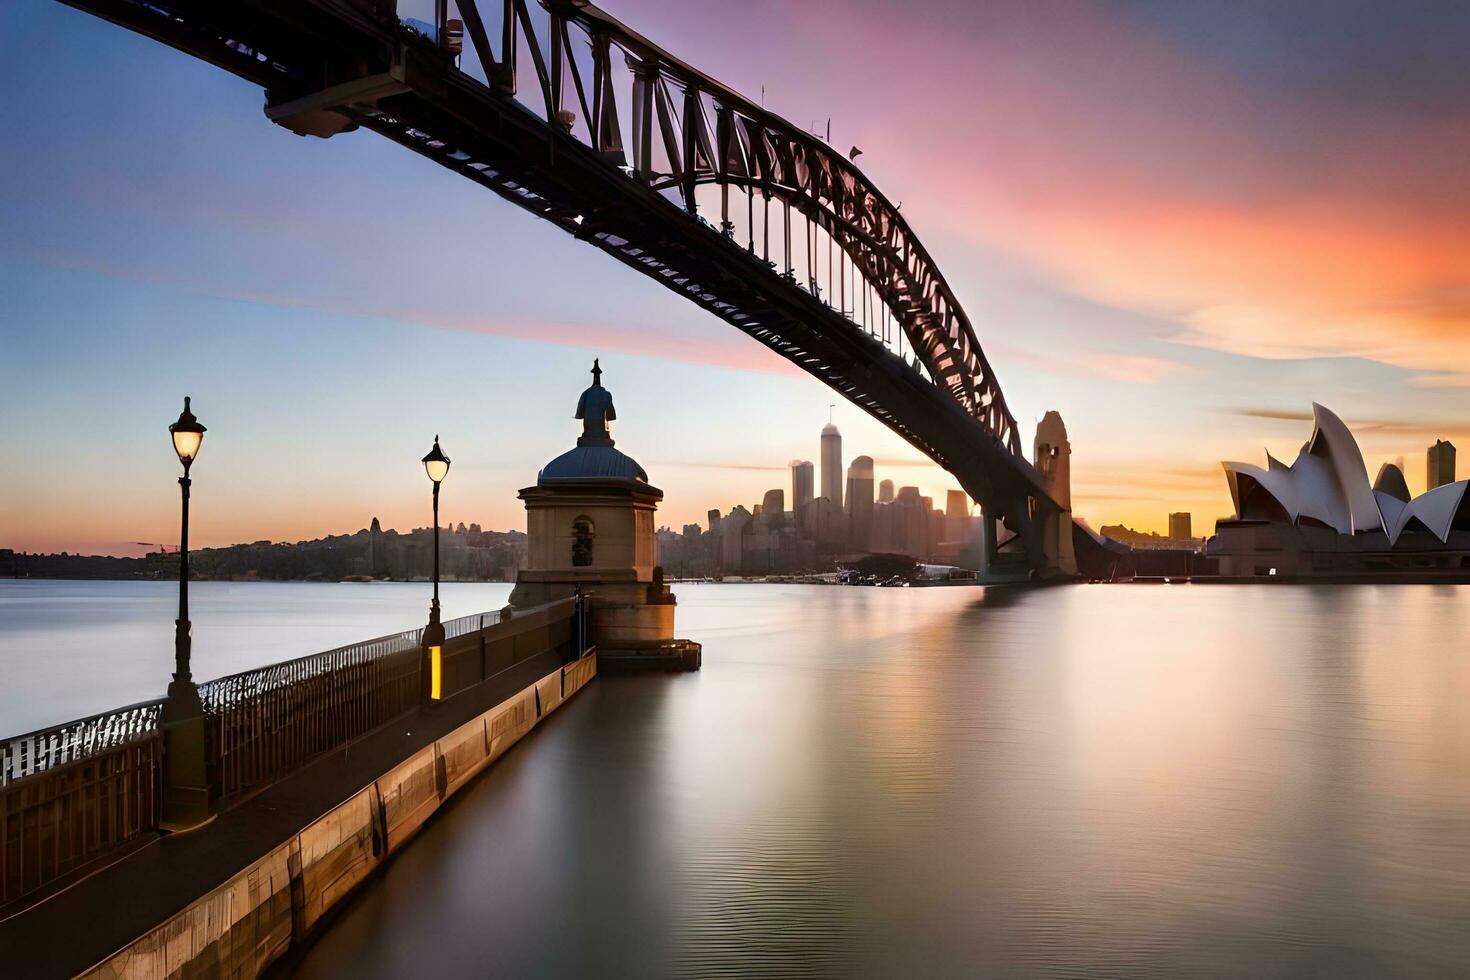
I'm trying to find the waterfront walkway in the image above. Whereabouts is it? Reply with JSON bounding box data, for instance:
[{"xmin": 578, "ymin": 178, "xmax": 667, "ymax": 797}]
[{"xmin": 0, "ymin": 649, "xmax": 564, "ymax": 979}]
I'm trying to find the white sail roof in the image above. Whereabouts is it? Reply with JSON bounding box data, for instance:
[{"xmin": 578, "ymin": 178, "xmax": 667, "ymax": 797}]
[
  {"xmin": 1385, "ymin": 480, "xmax": 1468, "ymax": 546},
  {"xmin": 1223, "ymin": 404, "xmax": 1464, "ymax": 547},
  {"xmin": 1306, "ymin": 403, "xmax": 1382, "ymax": 533}
]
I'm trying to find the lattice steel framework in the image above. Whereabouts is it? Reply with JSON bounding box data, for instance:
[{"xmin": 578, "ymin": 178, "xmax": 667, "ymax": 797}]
[{"xmin": 60, "ymin": 0, "xmax": 1060, "ymax": 535}]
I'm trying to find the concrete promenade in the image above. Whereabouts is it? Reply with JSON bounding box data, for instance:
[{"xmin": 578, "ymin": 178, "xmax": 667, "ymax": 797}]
[{"xmin": 0, "ymin": 647, "xmax": 578, "ymax": 978}]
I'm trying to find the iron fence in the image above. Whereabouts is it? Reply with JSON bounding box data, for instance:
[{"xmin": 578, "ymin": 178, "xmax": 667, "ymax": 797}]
[
  {"xmin": 199, "ymin": 608, "xmax": 505, "ymax": 800},
  {"xmin": 444, "ymin": 609, "xmax": 500, "ymax": 640},
  {"xmin": 1, "ymin": 730, "xmax": 161, "ymax": 906},
  {"xmin": 1, "ymin": 699, "xmax": 164, "ymax": 786},
  {"xmin": 200, "ymin": 626, "xmax": 423, "ymax": 800},
  {"xmin": 0, "ymin": 601, "xmax": 553, "ymax": 905}
]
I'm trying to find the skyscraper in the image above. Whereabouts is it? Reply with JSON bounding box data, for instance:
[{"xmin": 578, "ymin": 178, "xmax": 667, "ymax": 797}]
[
  {"xmin": 1428, "ymin": 439, "xmax": 1456, "ymax": 490},
  {"xmin": 762, "ymin": 489, "xmax": 786, "ymax": 529},
  {"xmin": 821, "ymin": 422, "xmax": 843, "ymax": 508},
  {"xmin": 896, "ymin": 486, "xmax": 925, "ymax": 558},
  {"xmin": 1169, "ymin": 512, "xmax": 1192, "ymax": 540},
  {"xmin": 944, "ymin": 490, "xmax": 969, "ymax": 544},
  {"xmin": 878, "ymin": 479, "xmax": 895, "ymax": 503},
  {"xmin": 846, "ymin": 456, "xmax": 875, "ymax": 551},
  {"xmin": 790, "ymin": 460, "xmax": 814, "ymax": 527}
]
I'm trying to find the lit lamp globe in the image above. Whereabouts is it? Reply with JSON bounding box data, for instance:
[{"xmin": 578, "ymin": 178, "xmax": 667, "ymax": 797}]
[
  {"xmin": 169, "ymin": 397, "xmax": 206, "ymax": 469},
  {"xmin": 422, "ymin": 436, "xmax": 450, "ymax": 484}
]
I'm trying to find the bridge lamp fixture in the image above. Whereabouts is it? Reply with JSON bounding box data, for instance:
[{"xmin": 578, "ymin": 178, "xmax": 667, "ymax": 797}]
[{"xmin": 422, "ymin": 436, "xmax": 451, "ymax": 703}]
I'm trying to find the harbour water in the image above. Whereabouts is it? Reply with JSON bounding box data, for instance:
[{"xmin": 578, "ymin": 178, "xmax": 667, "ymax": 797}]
[
  {"xmin": 4, "ymin": 581, "xmax": 1469, "ymax": 975},
  {"xmin": 0, "ymin": 579, "xmax": 514, "ymax": 734}
]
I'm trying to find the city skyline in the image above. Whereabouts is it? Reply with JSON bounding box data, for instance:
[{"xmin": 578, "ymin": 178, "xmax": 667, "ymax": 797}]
[{"xmin": 4, "ymin": 0, "xmax": 1469, "ymax": 556}]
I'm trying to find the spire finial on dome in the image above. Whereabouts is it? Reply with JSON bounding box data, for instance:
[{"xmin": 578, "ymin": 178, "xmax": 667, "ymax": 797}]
[{"xmin": 576, "ymin": 358, "xmax": 616, "ymax": 447}]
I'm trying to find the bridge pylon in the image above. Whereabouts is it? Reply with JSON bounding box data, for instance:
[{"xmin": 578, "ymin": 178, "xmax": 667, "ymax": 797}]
[{"xmin": 1032, "ymin": 412, "xmax": 1078, "ymax": 578}]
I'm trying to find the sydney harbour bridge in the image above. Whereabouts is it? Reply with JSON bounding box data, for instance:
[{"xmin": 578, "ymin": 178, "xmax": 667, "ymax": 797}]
[{"xmin": 64, "ymin": 0, "xmax": 1075, "ymax": 573}]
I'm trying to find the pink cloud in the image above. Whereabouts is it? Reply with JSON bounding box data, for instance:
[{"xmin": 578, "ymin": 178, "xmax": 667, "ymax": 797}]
[{"xmin": 20, "ymin": 246, "xmax": 801, "ymax": 378}]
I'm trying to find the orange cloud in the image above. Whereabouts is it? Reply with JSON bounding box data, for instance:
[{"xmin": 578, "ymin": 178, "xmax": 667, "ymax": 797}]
[{"xmin": 779, "ymin": 2, "xmax": 1470, "ymax": 386}]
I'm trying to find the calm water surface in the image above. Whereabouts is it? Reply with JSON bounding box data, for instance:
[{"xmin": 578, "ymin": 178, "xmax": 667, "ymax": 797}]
[
  {"xmin": 0, "ymin": 580, "xmax": 512, "ymax": 733},
  {"xmin": 5, "ymin": 581, "xmax": 1470, "ymax": 976}
]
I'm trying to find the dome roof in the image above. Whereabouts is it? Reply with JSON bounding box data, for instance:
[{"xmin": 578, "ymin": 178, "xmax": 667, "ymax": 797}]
[
  {"xmin": 821, "ymin": 423, "xmax": 840, "ymax": 437},
  {"xmin": 537, "ymin": 359, "xmax": 654, "ymax": 488},
  {"xmin": 538, "ymin": 445, "xmax": 648, "ymax": 484}
]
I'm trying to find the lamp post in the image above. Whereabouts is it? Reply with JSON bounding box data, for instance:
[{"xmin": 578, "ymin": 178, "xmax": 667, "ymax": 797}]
[
  {"xmin": 421, "ymin": 436, "xmax": 451, "ymax": 704},
  {"xmin": 162, "ymin": 396, "xmax": 210, "ymax": 829},
  {"xmin": 169, "ymin": 397, "xmax": 205, "ymax": 692}
]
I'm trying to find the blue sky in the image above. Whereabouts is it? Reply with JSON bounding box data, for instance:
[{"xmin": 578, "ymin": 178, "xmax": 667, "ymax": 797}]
[{"xmin": 2, "ymin": 0, "xmax": 1466, "ymax": 554}]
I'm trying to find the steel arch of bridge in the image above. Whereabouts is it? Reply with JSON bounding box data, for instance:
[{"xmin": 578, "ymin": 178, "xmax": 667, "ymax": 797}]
[{"xmin": 60, "ymin": 0, "xmax": 1063, "ymax": 557}]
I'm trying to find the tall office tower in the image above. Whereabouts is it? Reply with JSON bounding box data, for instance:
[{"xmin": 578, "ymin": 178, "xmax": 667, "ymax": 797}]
[
  {"xmin": 821, "ymin": 422, "xmax": 843, "ymax": 508},
  {"xmin": 845, "ymin": 456, "xmax": 875, "ymax": 551},
  {"xmin": 1428, "ymin": 440, "xmax": 1457, "ymax": 490},
  {"xmin": 707, "ymin": 509, "xmax": 721, "ymax": 534},
  {"xmin": 790, "ymin": 460, "xmax": 814, "ymax": 527},
  {"xmin": 878, "ymin": 479, "xmax": 895, "ymax": 503},
  {"xmin": 762, "ymin": 489, "xmax": 786, "ymax": 529},
  {"xmin": 896, "ymin": 486, "xmax": 924, "ymax": 558},
  {"xmin": 1169, "ymin": 512, "xmax": 1193, "ymax": 540},
  {"xmin": 945, "ymin": 490, "xmax": 969, "ymax": 544},
  {"xmin": 870, "ymin": 500, "xmax": 895, "ymax": 553}
]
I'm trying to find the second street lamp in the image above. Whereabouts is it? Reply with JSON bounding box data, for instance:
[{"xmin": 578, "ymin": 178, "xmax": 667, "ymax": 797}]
[{"xmin": 422, "ymin": 436, "xmax": 451, "ymax": 703}]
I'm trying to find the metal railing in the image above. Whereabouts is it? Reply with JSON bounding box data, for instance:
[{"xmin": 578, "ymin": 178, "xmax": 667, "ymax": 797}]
[
  {"xmin": 1, "ymin": 700, "xmax": 167, "ymax": 904},
  {"xmin": 0, "ymin": 602, "xmax": 563, "ymax": 907},
  {"xmin": 444, "ymin": 608, "xmax": 501, "ymax": 640},
  {"xmin": 1, "ymin": 699, "xmax": 164, "ymax": 787},
  {"xmin": 200, "ymin": 627, "xmax": 424, "ymax": 800}
]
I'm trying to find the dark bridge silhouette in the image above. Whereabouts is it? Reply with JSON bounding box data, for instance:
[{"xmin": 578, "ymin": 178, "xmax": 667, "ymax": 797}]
[{"xmin": 64, "ymin": 0, "xmax": 1070, "ymax": 569}]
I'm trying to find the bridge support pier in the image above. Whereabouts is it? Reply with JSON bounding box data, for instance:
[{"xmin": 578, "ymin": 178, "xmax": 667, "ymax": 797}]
[
  {"xmin": 1038, "ymin": 504, "xmax": 1078, "ymax": 579},
  {"xmin": 975, "ymin": 511, "xmax": 998, "ymax": 577}
]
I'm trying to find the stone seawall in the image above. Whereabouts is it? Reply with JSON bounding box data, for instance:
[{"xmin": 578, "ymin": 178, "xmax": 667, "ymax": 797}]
[{"xmin": 78, "ymin": 652, "xmax": 598, "ymax": 980}]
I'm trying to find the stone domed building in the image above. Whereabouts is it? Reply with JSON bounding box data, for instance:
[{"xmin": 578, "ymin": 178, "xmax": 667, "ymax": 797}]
[{"xmin": 509, "ymin": 360, "xmax": 699, "ymax": 669}]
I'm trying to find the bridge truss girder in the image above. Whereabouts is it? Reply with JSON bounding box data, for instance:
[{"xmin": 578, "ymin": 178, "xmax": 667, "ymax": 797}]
[{"xmin": 60, "ymin": 0, "xmax": 1065, "ymax": 563}]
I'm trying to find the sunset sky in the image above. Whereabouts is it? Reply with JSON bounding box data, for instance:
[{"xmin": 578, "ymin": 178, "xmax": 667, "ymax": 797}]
[{"xmin": 3, "ymin": 0, "xmax": 1468, "ymax": 556}]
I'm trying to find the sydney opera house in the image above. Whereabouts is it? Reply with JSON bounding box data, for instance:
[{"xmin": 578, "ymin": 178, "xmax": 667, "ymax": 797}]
[{"xmin": 1209, "ymin": 404, "xmax": 1470, "ymax": 578}]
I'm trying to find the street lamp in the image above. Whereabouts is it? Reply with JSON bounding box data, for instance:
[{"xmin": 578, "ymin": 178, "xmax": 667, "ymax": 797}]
[
  {"xmin": 168, "ymin": 397, "xmax": 206, "ymax": 691},
  {"xmin": 162, "ymin": 396, "xmax": 209, "ymax": 829},
  {"xmin": 422, "ymin": 436, "xmax": 450, "ymax": 702}
]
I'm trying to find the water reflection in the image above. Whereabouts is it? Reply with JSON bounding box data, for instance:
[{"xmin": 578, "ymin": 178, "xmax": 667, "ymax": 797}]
[{"xmin": 279, "ymin": 583, "xmax": 1469, "ymax": 977}]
